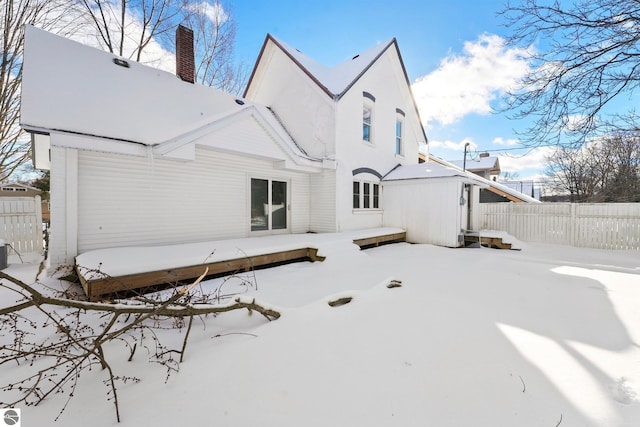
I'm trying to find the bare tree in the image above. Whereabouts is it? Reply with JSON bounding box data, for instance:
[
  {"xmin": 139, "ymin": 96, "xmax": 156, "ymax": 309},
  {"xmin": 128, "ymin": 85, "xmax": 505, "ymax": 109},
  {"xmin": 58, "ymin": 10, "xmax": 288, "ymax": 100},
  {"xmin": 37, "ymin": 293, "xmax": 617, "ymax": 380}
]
[
  {"xmin": 74, "ymin": 0, "xmax": 248, "ymax": 92},
  {"xmin": 500, "ymin": 0, "xmax": 640, "ymax": 147},
  {"xmin": 182, "ymin": 0, "xmax": 248, "ymax": 94},
  {"xmin": 500, "ymin": 171, "xmax": 520, "ymax": 180},
  {"xmin": 544, "ymin": 132, "xmax": 640, "ymax": 202},
  {"xmin": 602, "ymin": 133, "xmax": 640, "ymax": 202},
  {"xmin": 545, "ymin": 143, "xmax": 608, "ymax": 202},
  {"xmin": 74, "ymin": 0, "xmax": 187, "ymax": 63},
  {"xmin": 0, "ymin": 0, "xmax": 71, "ymax": 181}
]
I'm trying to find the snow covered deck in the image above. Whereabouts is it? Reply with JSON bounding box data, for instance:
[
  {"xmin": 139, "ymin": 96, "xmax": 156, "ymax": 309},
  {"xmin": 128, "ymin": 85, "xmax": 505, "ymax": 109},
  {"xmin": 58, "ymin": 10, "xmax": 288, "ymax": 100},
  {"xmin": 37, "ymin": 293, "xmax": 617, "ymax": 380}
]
[{"xmin": 75, "ymin": 228, "xmax": 406, "ymax": 301}]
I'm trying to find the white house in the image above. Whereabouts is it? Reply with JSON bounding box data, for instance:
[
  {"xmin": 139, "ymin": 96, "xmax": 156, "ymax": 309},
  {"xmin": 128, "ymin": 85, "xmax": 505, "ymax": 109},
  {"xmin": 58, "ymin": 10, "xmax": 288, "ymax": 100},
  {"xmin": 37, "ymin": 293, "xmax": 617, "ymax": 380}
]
[{"xmin": 20, "ymin": 26, "xmax": 515, "ymax": 267}]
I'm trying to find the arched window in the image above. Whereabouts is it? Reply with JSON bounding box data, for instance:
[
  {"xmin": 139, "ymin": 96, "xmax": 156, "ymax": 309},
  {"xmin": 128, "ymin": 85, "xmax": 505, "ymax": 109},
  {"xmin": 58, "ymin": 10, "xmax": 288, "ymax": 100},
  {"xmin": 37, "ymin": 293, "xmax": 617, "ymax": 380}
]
[{"xmin": 352, "ymin": 168, "xmax": 381, "ymax": 210}]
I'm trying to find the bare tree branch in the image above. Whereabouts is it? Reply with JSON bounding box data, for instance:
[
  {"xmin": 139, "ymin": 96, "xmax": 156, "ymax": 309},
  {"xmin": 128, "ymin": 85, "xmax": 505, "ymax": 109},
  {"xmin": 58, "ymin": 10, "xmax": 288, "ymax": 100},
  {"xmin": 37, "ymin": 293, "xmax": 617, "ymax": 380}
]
[
  {"xmin": 0, "ymin": 268, "xmax": 279, "ymax": 422},
  {"xmin": 500, "ymin": 0, "xmax": 640, "ymax": 147}
]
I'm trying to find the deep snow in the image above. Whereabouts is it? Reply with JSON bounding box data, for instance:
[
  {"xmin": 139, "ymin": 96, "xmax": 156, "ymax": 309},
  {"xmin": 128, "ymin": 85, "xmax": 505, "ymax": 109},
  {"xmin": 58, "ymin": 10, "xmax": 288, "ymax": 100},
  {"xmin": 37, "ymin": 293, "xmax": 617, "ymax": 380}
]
[{"xmin": 1, "ymin": 236, "xmax": 639, "ymax": 426}]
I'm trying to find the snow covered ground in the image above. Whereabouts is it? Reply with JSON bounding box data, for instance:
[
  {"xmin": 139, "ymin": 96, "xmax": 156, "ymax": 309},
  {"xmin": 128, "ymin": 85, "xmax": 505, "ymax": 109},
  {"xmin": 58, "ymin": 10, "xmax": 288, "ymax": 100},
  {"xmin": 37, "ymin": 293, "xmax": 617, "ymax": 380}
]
[{"xmin": 1, "ymin": 236, "xmax": 640, "ymax": 426}]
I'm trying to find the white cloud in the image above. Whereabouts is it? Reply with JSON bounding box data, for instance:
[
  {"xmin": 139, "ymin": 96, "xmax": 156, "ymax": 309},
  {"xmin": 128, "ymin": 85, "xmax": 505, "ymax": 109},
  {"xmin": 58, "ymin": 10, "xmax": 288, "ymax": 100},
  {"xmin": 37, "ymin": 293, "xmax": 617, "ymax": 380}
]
[
  {"xmin": 57, "ymin": 5, "xmax": 177, "ymax": 72},
  {"xmin": 499, "ymin": 146, "xmax": 556, "ymax": 175},
  {"xmin": 493, "ymin": 137, "xmax": 519, "ymax": 146},
  {"xmin": 429, "ymin": 137, "xmax": 477, "ymax": 152},
  {"xmin": 412, "ymin": 34, "xmax": 530, "ymax": 128},
  {"xmin": 187, "ymin": 1, "xmax": 229, "ymax": 23}
]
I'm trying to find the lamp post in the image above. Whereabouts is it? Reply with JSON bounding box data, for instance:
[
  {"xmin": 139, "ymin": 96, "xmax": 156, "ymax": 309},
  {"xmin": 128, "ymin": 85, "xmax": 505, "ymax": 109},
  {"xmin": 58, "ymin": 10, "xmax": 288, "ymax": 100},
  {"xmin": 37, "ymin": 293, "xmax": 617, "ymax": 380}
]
[{"xmin": 463, "ymin": 142, "xmax": 470, "ymax": 171}]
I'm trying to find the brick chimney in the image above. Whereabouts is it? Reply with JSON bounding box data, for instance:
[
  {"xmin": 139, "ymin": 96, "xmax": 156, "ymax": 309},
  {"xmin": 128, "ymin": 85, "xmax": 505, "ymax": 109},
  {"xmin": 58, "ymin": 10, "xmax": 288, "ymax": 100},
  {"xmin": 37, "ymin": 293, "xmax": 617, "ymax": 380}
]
[{"xmin": 176, "ymin": 25, "xmax": 195, "ymax": 83}]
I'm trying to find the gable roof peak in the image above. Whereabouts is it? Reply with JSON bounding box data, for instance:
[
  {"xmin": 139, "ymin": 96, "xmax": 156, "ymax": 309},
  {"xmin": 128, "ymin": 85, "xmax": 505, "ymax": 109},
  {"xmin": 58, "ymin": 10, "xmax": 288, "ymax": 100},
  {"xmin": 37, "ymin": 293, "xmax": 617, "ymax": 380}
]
[{"xmin": 264, "ymin": 34, "xmax": 397, "ymax": 99}]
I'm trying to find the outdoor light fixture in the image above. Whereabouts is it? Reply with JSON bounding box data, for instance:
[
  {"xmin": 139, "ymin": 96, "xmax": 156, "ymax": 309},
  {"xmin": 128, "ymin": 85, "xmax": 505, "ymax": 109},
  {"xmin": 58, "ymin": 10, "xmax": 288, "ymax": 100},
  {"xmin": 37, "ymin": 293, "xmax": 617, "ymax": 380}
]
[{"xmin": 235, "ymin": 99, "xmax": 245, "ymax": 105}]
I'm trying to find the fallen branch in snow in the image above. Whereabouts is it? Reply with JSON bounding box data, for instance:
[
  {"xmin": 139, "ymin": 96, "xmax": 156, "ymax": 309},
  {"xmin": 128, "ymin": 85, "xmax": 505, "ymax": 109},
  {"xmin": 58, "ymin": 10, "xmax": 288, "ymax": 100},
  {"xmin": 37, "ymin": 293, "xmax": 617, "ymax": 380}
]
[
  {"xmin": 0, "ymin": 269, "xmax": 279, "ymax": 423},
  {"xmin": 519, "ymin": 375, "xmax": 526, "ymax": 393},
  {"xmin": 555, "ymin": 413, "xmax": 563, "ymax": 426}
]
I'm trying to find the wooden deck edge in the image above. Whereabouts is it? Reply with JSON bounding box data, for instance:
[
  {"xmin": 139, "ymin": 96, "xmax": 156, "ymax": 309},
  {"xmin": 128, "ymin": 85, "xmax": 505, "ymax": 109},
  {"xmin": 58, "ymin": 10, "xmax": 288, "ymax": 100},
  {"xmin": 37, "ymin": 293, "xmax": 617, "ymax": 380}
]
[
  {"xmin": 463, "ymin": 234, "xmax": 512, "ymax": 250},
  {"xmin": 77, "ymin": 247, "xmax": 324, "ymax": 302},
  {"xmin": 354, "ymin": 232, "xmax": 406, "ymax": 249},
  {"xmin": 76, "ymin": 232, "xmax": 406, "ymax": 301}
]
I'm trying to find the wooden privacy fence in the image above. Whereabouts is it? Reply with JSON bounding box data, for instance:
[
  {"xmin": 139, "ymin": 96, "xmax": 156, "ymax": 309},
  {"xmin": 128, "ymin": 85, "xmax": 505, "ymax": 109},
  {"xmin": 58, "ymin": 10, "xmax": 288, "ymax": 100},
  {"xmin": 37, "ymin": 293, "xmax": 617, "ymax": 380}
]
[
  {"xmin": 0, "ymin": 196, "xmax": 44, "ymax": 254},
  {"xmin": 479, "ymin": 203, "xmax": 640, "ymax": 250}
]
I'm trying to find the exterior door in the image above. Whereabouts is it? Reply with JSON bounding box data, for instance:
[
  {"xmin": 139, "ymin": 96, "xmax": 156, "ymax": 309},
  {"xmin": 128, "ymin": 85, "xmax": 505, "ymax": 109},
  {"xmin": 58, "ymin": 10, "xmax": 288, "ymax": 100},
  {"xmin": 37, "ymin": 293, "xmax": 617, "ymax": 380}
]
[{"xmin": 250, "ymin": 178, "xmax": 287, "ymax": 232}]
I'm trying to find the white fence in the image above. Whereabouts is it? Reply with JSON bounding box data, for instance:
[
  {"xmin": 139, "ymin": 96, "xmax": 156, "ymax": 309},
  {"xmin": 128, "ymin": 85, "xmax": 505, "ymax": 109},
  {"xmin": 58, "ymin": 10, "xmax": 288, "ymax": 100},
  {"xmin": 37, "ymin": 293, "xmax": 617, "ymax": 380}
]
[
  {"xmin": 0, "ymin": 196, "xmax": 44, "ymax": 254},
  {"xmin": 479, "ymin": 203, "xmax": 640, "ymax": 250}
]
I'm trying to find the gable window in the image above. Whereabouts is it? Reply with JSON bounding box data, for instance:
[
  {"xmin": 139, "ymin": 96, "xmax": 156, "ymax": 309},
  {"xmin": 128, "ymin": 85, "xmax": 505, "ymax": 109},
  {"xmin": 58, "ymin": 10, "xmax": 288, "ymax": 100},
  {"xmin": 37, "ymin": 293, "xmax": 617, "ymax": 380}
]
[
  {"xmin": 362, "ymin": 91, "xmax": 375, "ymax": 144},
  {"xmin": 363, "ymin": 106, "xmax": 372, "ymax": 142},
  {"xmin": 395, "ymin": 119, "xmax": 403, "ymax": 155},
  {"xmin": 395, "ymin": 108, "xmax": 405, "ymax": 156}
]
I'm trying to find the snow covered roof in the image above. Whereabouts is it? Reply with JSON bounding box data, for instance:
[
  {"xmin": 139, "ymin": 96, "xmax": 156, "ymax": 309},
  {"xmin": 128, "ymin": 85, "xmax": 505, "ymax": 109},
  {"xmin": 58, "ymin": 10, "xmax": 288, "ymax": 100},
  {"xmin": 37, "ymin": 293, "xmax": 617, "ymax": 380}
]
[
  {"xmin": 429, "ymin": 155, "xmax": 540, "ymax": 203},
  {"xmin": 498, "ymin": 180, "xmax": 541, "ymax": 200},
  {"xmin": 21, "ymin": 26, "xmax": 250, "ymax": 146},
  {"xmin": 246, "ymin": 34, "xmax": 416, "ymax": 102},
  {"xmin": 449, "ymin": 156, "xmax": 501, "ymax": 174},
  {"xmin": 267, "ymin": 35, "xmax": 396, "ymax": 98},
  {"xmin": 20, "ymin": 26, "xmax": 323, "ymax": 170},
  {"xmin": 382, "ymin": 162, "xmax": 488, "ymax": 186}
]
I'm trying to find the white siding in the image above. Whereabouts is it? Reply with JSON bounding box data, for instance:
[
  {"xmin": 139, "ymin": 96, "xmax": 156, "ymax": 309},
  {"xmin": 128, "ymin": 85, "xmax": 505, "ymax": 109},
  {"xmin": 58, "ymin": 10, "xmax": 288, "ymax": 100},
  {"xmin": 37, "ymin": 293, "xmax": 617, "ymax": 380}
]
[
  {"xmin": 245, "ymin": 47, "xmax": 336, "ymax": 159},
  {"xmin": 383, "ymin": 178, "xmax": 464, "ymax": 247},
  {"xmin": 332, "ymin": 50, "xmax": 423, "ymax": 232},
  {"xmin": 309, "ymin": 170, "xmax": 337, "ymax": 232},
  {"xmin": 195, "ymin": 115, "xmax": 302, "ymax": 163},
  {"xmin": 75, "ymin": 148, "xmax": 311, "ymax": 253},
  {"xmin": 49, "ymin": 145, "xmax": 78, "ymax": 266}
]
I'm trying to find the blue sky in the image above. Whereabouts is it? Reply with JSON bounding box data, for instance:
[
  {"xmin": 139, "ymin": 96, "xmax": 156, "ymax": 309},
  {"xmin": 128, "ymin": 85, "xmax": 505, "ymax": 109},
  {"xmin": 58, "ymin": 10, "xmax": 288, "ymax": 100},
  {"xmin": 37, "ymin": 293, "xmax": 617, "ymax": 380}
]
[{"xmin": 230, "ymin": 0, "xmax": 548, "ymax": 180}]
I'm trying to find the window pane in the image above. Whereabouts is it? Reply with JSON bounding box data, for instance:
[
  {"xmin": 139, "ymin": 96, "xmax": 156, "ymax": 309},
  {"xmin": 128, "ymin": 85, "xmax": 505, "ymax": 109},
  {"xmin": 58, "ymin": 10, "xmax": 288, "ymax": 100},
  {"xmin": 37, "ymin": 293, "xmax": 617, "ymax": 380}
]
[
  {"xmin": 251, "ymin": 179, "xmax": 269, "ymax": 231},
  {"xmin": 373, "ymin": 184, "xmax": 379, "ymax": 209},
  {"xmin": 353, "ymin": 181, "xmax": 360, "ymax": 208},
  {"xmin": 272, "ymin": 180, "xmax": 287, "ymax": 230},
  {"xmin": 395, "ymin": 120, "xmax": 402, "ymax": 155},
  {"xmin": 363, "ymin": 107, "xmax": 372, "ymax": 142},
  {"xmin": 364, "ymin": 182, "xmax": 370, "ymax": 208}
]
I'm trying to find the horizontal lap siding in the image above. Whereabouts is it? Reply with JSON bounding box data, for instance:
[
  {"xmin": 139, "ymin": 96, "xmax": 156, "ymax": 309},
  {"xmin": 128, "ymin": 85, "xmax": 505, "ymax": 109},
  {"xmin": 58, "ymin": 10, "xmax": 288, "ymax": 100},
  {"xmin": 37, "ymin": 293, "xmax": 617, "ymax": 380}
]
[
  {"xmin": 309, "ymin": 170, "xmax": 336, "ymax": 232},
  {"xmin": 77, "ymin": 148, "xmax": 310, "ymax": 253}
]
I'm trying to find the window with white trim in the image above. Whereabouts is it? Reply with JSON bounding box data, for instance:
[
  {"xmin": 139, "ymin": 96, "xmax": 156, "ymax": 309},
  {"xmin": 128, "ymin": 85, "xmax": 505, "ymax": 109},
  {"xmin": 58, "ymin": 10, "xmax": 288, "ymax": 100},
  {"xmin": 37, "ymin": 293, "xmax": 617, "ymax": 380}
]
[
  {"xmin": 395, "ymin": 119, "xmax": 403, "ymax": 155},
  {"xmin": 353, "ymin": 181, "xmax": 380, "ymax": 209},
  {"xmin": 395, "ymin": 108, "xmax": 405, "ymax": 156},
  {"xmin": 362, "ymin": 92, "xmax": 375, "ymax": 144}
]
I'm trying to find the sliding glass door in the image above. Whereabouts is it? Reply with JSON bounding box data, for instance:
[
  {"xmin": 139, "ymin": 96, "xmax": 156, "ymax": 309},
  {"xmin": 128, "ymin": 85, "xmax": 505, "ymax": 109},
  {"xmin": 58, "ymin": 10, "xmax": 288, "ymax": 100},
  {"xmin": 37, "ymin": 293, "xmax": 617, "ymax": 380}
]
[{"xmin": 250, "ymin": 178, "xmax": 287, "ymax": 232}]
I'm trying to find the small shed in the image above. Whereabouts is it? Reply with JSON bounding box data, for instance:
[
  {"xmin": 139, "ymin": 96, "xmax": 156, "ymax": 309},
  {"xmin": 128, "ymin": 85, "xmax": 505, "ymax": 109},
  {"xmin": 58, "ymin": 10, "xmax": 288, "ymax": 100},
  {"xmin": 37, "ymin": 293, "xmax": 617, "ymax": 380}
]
[
  {"xmin": 382, "ymin": 163, "xmax": 486, "ymax": 247},
  {"xmin": 0, "ymin": 183, "xmax": 42, "ymax": 198}
]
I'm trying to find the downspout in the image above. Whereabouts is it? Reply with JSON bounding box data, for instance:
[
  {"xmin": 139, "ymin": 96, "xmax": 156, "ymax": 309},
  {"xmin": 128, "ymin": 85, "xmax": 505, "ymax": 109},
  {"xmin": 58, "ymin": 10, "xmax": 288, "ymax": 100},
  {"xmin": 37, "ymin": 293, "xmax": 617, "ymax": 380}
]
[{"xmin": 333, "ymin": 95, "xmax": 341, "ymax": 232}]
